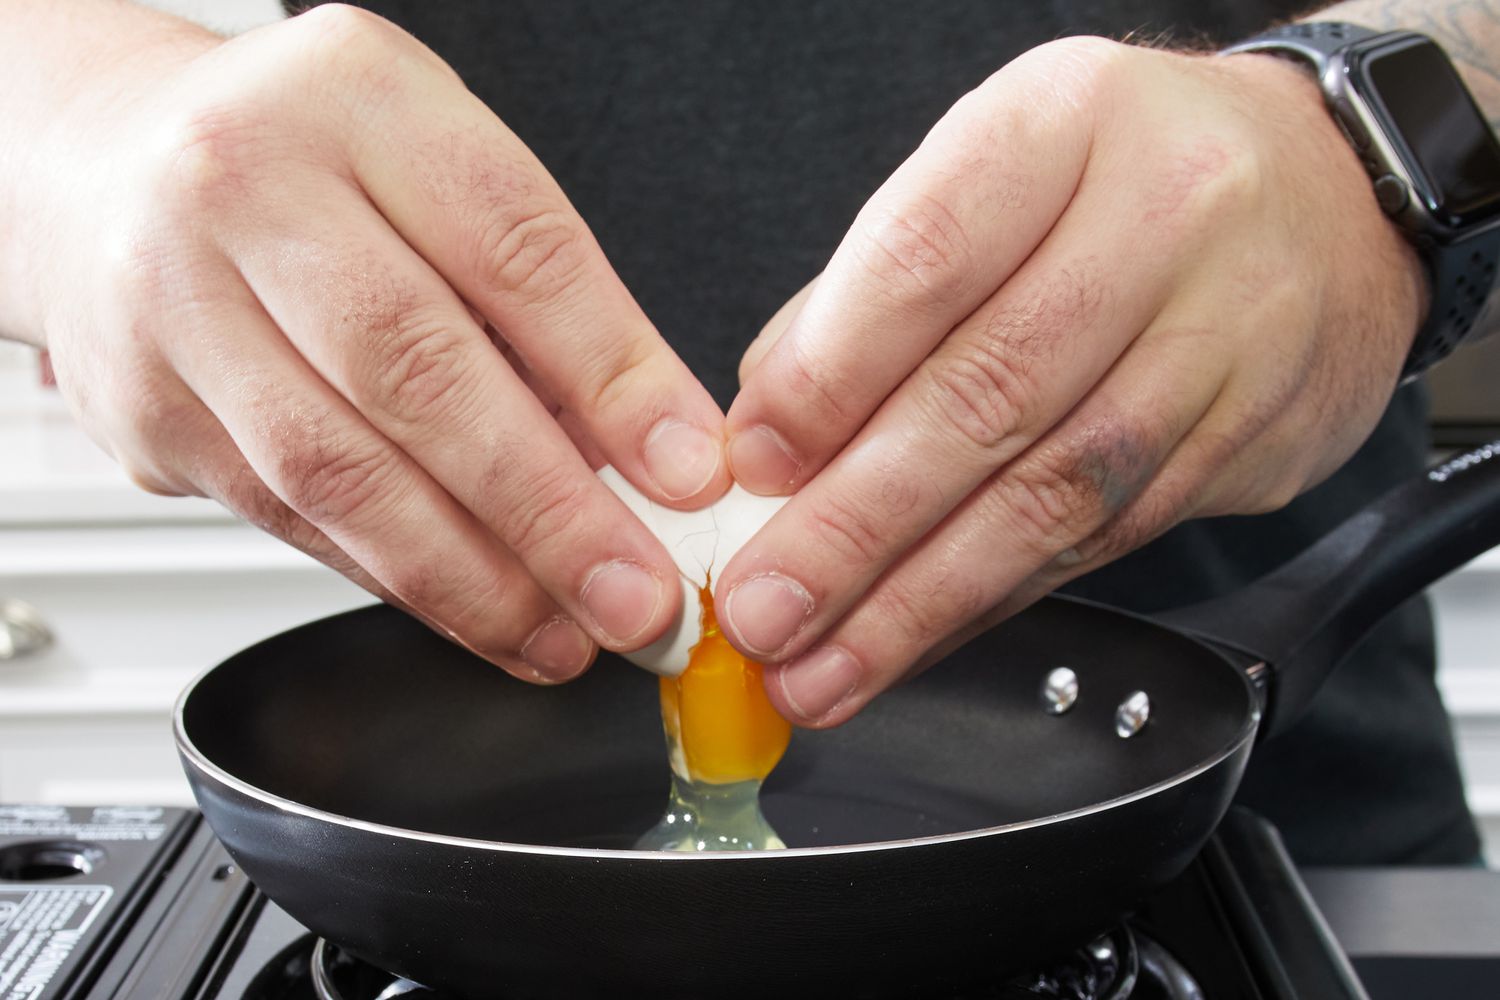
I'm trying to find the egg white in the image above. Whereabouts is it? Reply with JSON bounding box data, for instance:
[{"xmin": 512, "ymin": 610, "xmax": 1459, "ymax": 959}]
[{"xmin": 597, "ymin": 465, "xmax": 787, "ymax": 676}]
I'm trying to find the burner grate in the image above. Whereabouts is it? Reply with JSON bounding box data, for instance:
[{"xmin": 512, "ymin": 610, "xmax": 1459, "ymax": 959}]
[
  {"xmin": 311, "ymin": 939, "xmax": 438, "ymax": 1000},
  {"xmin": 305, "ymin": 922, "xmax": 1204, "ymax": 1000},
  {"xmin": 990, "ymin": 925, "xmax": 1139, "ymax": 999}
]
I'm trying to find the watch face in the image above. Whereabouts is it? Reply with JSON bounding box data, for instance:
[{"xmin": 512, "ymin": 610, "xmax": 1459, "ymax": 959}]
[{"xmin": 1359, "ymin": 37, "xmax": 1500, "ymax": 228}]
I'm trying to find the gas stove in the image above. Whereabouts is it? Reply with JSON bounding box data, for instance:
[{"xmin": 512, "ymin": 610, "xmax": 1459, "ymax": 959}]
[{"xmin": 0, "ymin": 804, "xmax": 1447, "ymax": 1000}]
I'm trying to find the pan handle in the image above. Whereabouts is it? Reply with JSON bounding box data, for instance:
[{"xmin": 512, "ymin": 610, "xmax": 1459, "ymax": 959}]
[{"xmin": 1157, "ymin": 441, "xmax": 1500, "ymax": 741}]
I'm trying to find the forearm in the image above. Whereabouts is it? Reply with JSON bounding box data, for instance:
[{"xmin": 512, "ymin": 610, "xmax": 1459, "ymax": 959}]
[
  {"xmin": 1319, "ymin": 1, "xmax": 1500, "ymax": 127},
  {"xmin": 0, "ymin": 1, "xmax": 220, "ymax": 345}
]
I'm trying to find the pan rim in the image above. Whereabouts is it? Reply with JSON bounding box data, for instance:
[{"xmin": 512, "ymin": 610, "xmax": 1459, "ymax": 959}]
[{"xmin": 172, "ymin": 622, "xmax": 1262, "ymax": 863}]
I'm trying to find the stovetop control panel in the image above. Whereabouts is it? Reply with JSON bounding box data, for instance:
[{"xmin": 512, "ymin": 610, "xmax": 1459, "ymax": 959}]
[{"xmin": 0, "ymin": 805, "xmax": 249, "ymax": 1000}]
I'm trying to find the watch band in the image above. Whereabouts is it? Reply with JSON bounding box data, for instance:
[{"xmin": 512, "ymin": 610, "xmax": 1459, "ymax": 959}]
[
  {"xmin": 1414, "ymin": 226, "xmax": 1500, "ymax": 379},
  {"xmin": 1224, "ymin": 22, "xmax": 1496, "ymax": 380},
  {"xmin": 1220, "ymin": 22, "xmax": 1380, "ymax": 69}
]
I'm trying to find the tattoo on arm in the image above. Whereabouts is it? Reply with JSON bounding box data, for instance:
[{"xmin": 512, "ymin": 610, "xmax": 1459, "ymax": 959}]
[{"xmin": 1317, "ymin": 0, "xmax": 1500, "ymax": 129}]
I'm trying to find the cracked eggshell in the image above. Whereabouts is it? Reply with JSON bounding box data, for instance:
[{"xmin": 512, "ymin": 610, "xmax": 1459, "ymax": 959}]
[{"xmin": 597, "ymin": 465, "xmax": 788, "ymax": 677}]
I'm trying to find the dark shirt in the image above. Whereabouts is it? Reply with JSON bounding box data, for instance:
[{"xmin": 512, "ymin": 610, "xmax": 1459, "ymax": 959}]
[{"xmin": 341, "ymin": 0, "xmax": 1480, "ymax": 864}]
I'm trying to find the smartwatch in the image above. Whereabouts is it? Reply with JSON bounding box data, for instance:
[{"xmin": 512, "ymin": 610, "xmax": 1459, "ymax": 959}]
[{"xmin": 1223, "ymin": 23, "xmax": 1500, "ymax": 380}]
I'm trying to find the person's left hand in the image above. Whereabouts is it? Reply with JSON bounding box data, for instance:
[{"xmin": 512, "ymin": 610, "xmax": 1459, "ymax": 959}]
[{"xmin": 713, "ymin": 37, "xmax": 1426, "ymax": 726}]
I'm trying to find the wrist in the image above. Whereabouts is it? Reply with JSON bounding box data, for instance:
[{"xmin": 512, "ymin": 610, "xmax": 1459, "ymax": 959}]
[
  {"xmin": 0, "ymin": 5, "xmax": 222, "ymax": 346},
  {"xmin": 1217, "ymin": 48, "xmax": 1428, "ymax": 364}
]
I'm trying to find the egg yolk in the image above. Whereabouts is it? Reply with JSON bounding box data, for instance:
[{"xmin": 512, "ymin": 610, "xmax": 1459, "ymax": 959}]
[{"xmin": 658, "ymin": 585, "xmax": 791, "ymax": 785}]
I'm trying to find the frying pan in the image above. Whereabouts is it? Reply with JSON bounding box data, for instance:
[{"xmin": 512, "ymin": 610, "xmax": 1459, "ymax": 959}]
[{"xmin": 176, "ymin": 442, "xmax": 1500, "ymax": 998}]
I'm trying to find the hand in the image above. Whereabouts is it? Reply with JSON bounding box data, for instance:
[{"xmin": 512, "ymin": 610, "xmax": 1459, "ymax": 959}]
[
  {"xmin": 716, "ymin": 37, "xmax": 1425, "ymax": 726},
  {"xmin": 19, "ymin": 5, "xmax": 731, "ymax": 681}
]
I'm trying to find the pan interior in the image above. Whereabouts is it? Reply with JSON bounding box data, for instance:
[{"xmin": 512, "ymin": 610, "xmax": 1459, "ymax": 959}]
[{"xmin": 180, "ymin": 598, "xmax": 1255, "ymax": 850}]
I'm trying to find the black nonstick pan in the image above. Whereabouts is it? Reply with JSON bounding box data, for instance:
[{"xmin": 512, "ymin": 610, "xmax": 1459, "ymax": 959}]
[{"xmin": 176, "ymin": 442, "xmax": 1500, "ymax": 999}]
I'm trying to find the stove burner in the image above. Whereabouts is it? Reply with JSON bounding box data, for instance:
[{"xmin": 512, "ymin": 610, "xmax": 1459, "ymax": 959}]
[
  {"xmin": 311, "ymin": 939, "xmax": 438, "ymax": 1000},
  {"xmin": 305, "ymin": 923, "xmax": 1202, "ymax": 1000},
  {"xmin": 992, "ymin": 925, "xmax": 1138, "ymax": 999},
  {"xmin": 1135, "ymin": 935, "xmax": 1206, "ymax": 1000}
]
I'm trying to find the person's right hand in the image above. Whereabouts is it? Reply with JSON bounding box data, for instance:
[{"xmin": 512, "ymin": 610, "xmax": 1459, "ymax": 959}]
[{"xmin": 17, "ymin": 5, "xmax": 730, "ymax": 682}]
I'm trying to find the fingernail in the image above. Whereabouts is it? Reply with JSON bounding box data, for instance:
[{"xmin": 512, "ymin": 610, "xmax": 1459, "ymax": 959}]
[
  {"xmin": 723, "ymin": 572, "xmax": 813, "ymax": 657},
  {"xmin": 727, "ymin": 425, "xmax": 801, "ymax": 495},
  {"xmin": 778, "ymin": 645, "xmax": 862, "ymax": 721},
  {"xmin": 581, "ymin": 559, "xmax": 664, "ymax": 644},
  {"xmin": 643, "ymin": 419, "xmax": 723, "ymax": 501},
  {"xmin": 520, "ymin": 617, "xmax": 593, "ymax": 682}
]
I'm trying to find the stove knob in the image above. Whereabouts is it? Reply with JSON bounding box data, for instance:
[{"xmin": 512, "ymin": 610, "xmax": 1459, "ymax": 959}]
[{"xmin": 0, "ymin": 599, "xmax": 54, "ymax": 660}]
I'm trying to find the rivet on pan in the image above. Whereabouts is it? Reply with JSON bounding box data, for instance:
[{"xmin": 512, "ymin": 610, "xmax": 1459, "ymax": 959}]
[
  {"xmin": 1115, "ymin": 691, "xmax": 1150, "ymax": 738},
  {"xmin": 1041, "ymin": 667, "xmax": 1079, "ymax": 715}
]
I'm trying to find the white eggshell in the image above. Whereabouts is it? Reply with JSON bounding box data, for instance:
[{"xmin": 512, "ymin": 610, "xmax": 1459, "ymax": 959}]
[{"xmin": 597, "ymin": 465, "xmax": 787, "ymax": 676}]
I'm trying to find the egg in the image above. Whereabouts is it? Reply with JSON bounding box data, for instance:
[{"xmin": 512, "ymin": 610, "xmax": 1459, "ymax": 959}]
[
  {"xmin": 596, "ymin": 465, "xmax": 787, "ymax": 677},
  {"xmin": 597, "ymin": 466, "xmax": 793, "ymax": 851}
]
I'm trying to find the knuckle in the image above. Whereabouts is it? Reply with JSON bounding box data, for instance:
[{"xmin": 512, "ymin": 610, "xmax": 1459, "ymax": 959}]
[
  {"xmin": 1000, "ymin": 412, "xmax": 1170, "ymax": 554},
  {"xmin": 120, "ymin": 459, "xmax": 184, "ymax": 498},
  {"xmin": 270, "ymin": 506, "xmax": 329, "ymax": 556},
  {"xmin": 157, "ymin": 102, "xmax": 269, "ymax": 211},
  {"xmin": 232, "ymin": 481, "xmax": 331, "ymax": 558},
  {"xmin": 284, "ymin": 4, "xmax": 416, "ymax": 119},
  {"xmin": 854, "ymin": 192, "xmax": 973, "ymax": 307},
  {"xmin": 803, "ymin": 491, "xmax": 891, "ymax": 567},
  {"xmin": 400, "ymin": 566, "xmax": 515, "ymax": 651},
  {"xmin": 993, "ymin": 454, "xmax": 1105, "ymax": 555},
  {"xmin": 364, "ymin": 309, "xmax": 479, "ymax": 421},
  {"xmin": 456, "ymin": 590, "xmax": 535, "ymax": 660},
  {"xmin": 233, "ymin": 487, "xmax": 294, "ymax": 538},
  {"xmin": 384, "ymin": 563, "xmax": 445, "ymax": 617},
  {"xmin": 919, "ymin": 340, "xmax": 1032, "ymax": 453},
  {"xmin": 1008, "ymin": 35, "xmax": 1132, "ymax": 110},
  {"xmin": 917, "ymin": 264, "xmax": 1106, "ymax": 455},
  {"xmin": 872, "ymin": 571, "xmax": 984, "ymax": 649},
  {"xmin": 774, "ymin": 336, "xmax": 859, "ymax": 425},
  {"xmin": 291, "ymin": 3, "xmax": 405, "ymax": 62},
  {"xmin": 1072, "ymin": 497, "xmax": 1173, "ymax": 566},
  {"xmin": 1102, "ymin": 512, "xmax": 1156, "ymax": 557},
  {"xmin": 575, "ymin": 338, "xmax": 658, "ymax": 418},
  {"xmin": 870, "ymin": 580, "xmax": 937, "ymax": 647},
  {"xmin": 475, "ymin": 206, "xmax": 590, "ymax": 303},
  {"xmin": 1036, "ymin": 35, "xmax": 1133, "ymax": 85},
  {"xmin": 1075, "ymin": 411, "xmax": 1173, "ymax": 512},
  {"xmin": 106, "ymin": 360, "xmax": 193, "ymax": 453},
  {"xmin": 494, "ymin": 464, "xmax": 592, "ymax": 555},
  {"xmin": 210, "ymin": 463, "xmax": 286, "ymax": 531},
  {"xmin": 275, "ymin": 439, "xmax": 395, "ymax": 524},
  {"xmin": 1240, "ymin": 478, "xmax": 1302, "ymax": 516}
]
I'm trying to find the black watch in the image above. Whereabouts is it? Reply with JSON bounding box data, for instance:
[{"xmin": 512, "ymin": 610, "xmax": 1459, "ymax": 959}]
[{"xmin": 1223, "ymin": 23, "xmax": 1500, "ymax": 380}]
